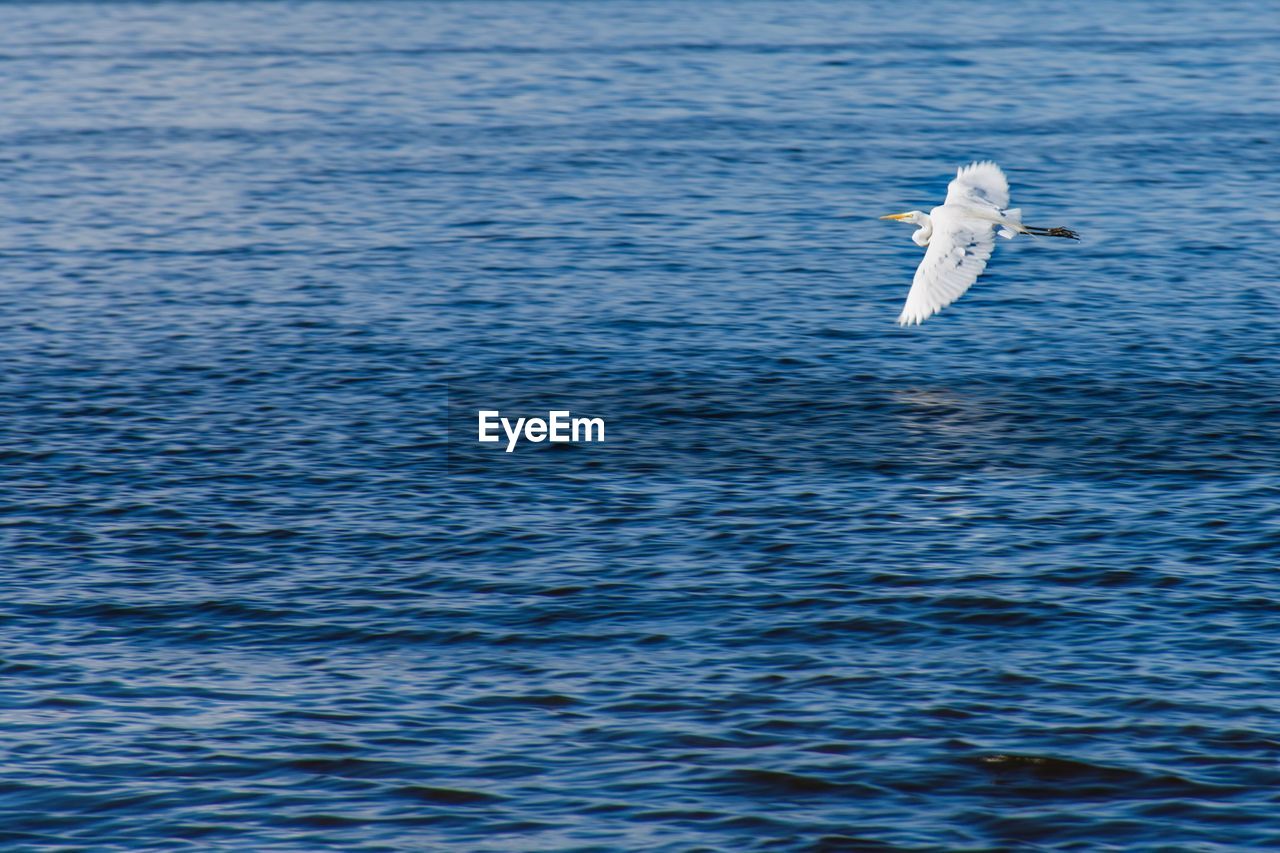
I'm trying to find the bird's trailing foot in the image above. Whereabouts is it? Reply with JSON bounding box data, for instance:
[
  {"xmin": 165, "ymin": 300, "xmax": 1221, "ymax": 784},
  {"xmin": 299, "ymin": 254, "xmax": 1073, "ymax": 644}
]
[{"xmin": 1023, "ymin": 225, "xmax": 1080, "ymax": 240}]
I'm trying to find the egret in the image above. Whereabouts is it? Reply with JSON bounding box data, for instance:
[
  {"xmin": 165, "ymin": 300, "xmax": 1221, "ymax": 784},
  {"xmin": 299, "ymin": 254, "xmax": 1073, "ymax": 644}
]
[{"xmin": 881, "ymin": 161, "xmax": 1078, "ymax": 326}]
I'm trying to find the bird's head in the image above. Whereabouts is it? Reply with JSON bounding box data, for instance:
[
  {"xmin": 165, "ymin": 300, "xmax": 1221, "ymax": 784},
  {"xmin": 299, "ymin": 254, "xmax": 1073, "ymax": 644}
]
[
  {"xmin": 881, "ymin": 210, "xmax": 933, "ymax": 246},
  {"xmin": 879, "ymin": 211, "xmax": 925, "ymax": 225}
]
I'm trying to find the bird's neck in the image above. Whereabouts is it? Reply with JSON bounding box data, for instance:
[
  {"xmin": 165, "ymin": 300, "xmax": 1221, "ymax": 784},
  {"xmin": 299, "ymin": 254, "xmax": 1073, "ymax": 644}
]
[{"xmin": 912, "ymin": 216, "xmax": 933, "ymax": 247}]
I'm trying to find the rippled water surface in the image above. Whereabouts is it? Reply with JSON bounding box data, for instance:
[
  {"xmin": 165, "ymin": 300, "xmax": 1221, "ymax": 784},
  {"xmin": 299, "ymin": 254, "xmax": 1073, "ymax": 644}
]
[{"xmin": 3, "ymin": 1, "xmax": 1280, "ymax": 849}]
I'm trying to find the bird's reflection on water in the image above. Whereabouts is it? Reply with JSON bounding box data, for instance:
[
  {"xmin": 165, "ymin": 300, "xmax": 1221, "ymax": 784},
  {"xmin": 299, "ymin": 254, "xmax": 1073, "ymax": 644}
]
[{"xmin": 450, "ymin": 369, "xmax": 1280, "ymax": 480}]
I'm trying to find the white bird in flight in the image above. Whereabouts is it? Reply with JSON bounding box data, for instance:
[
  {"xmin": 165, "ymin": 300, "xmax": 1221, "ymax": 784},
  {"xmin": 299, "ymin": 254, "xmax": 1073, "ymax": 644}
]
[{"xmin": 881, "ymin": 161, "xmax": 1078, "ymax": 326}]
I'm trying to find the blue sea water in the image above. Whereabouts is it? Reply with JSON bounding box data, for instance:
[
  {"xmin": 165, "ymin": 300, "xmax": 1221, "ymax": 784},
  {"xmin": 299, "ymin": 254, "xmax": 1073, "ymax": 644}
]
[{"xmin": 2, "ymin": 0, "xmax": 1280, "ymax": 849}]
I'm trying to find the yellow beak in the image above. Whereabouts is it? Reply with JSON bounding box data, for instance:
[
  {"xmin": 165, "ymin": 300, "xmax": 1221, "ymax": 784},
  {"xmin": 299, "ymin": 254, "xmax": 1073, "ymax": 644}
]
[{"xmin": 880, "ymin": 213, "xmax": 912, "ymax": 221}]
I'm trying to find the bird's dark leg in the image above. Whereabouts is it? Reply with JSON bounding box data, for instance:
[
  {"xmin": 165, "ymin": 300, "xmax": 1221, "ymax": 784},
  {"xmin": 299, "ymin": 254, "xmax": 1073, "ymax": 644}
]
[{"xmin": 1024, "ymin": 225, "xmax": 1080, "ymax": 240}]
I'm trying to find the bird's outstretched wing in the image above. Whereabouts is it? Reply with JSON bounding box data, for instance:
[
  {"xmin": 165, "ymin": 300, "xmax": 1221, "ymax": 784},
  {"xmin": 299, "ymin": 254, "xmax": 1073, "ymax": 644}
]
[
  {"xmin": 945, "ymin": 161, "xmax": 1009, "ymax": 211},
  {"xmin": 897, "ymin": 215, "xmax": 994, "ymax": 326}
]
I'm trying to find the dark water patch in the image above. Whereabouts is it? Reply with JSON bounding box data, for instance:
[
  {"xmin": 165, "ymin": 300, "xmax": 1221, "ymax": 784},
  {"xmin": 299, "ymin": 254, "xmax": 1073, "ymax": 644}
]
[
  {"xmin": 968, "ymin": 753, "xmax": 1244, "ymax": 800},
  {"xmin": 388, "ymin": 785, "xmax": 505, "ymax": 806},
  {"xmin": 711, "ymin": 768, "xmax": 883, "ymax": 799},
  {"xmin": 807, "ymin": 835, "xmax": 929, "ymax": 852}
]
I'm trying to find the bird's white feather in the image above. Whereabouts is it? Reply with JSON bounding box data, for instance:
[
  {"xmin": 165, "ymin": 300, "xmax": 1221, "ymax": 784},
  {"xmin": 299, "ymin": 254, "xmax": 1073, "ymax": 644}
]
[
  {"xmin": 897, "ymin": 208, "xmax": 994, "ymax": 326},
  {"xmin": 945, "ymin": 160, "xmax": 1009, "ymax": 210}
]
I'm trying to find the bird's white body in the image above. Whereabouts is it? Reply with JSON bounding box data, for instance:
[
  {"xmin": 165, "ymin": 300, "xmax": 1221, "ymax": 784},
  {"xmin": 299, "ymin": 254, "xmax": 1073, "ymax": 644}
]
[{"xmin": 882, "ymin": 161, "xmax": 1074, "ymax": 326}]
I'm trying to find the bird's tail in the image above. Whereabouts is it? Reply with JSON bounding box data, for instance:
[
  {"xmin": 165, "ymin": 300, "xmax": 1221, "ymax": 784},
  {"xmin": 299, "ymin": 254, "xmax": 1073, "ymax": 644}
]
[{"xmin": 997, "ymin": 208, "xmax": 1022, "ymax": 240}]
